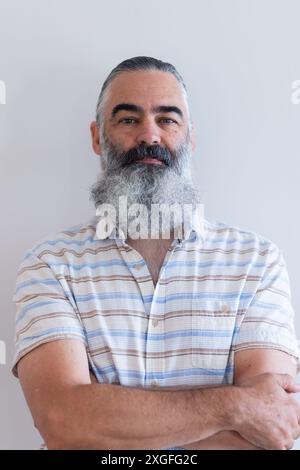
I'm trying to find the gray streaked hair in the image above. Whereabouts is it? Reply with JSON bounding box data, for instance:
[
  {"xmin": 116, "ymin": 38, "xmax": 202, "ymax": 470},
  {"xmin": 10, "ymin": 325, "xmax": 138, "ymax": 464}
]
[{"xmin": 95, "ymin": 56, "xmax": 190, "ymax": 131}]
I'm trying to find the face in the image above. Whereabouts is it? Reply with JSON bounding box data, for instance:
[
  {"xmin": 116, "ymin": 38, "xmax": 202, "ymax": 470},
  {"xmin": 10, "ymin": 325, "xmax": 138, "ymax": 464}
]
[
  {"xmin": 89, "ymin": 70, "xmax": 200, "ymax": 239},
  {"xmin": 90, "ymin": 70, "xmax": 196, "ymax": 163}
]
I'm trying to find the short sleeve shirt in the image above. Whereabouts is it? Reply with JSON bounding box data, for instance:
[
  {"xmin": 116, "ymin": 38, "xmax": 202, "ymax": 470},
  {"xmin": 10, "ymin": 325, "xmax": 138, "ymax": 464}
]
[{"xmin": 12, "ymin": 214, "xmax": 299, "ymax": 387}]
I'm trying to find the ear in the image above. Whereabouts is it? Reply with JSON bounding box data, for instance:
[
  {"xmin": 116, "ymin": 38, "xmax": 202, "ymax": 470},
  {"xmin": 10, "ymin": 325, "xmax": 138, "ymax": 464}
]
[
  {"xmin": 190, "ymin": 121, "xmax": 196, "ymax": 153},
  {"xmin": 90, "ymin": 121, "xmax": 102, "ymax": 155}
]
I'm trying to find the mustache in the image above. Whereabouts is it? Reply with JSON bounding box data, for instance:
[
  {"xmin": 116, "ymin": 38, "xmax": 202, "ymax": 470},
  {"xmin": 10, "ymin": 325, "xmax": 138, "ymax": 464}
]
[{"xmin": 118, "ymin": 144, "xmax": 172, "ymax": 168}]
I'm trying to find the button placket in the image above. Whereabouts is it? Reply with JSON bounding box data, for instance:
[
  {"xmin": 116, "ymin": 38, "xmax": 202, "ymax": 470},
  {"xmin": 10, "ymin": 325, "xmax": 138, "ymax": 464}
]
[
  {"xmin": 117, "ymin": 239, "xmax": 154, "ymax": 315},
  {"xmin": 145, "ymin": 314, "xmax": 163, "ymax": 387},
  {"xmin": 133, "ymin": 262, "xmax": 144, "ymax": 271},
  {"xmin": 145, "ymin": 270, "xmax": 166, "ymax": 387},
  {"xmin": 220, "ymin": 302, "xmax": 229, "ymax": 314}
]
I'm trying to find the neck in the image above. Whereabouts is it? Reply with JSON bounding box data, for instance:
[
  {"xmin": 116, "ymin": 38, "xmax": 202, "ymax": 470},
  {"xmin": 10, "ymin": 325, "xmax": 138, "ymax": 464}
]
[{"xmin": 126, "ymin": 228, "xmax": 176, "ymax": 245}]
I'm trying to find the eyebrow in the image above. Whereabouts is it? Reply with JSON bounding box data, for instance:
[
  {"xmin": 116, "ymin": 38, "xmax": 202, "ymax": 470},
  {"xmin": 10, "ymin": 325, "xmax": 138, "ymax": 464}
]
[{"xmin": 111, "ymin": 103, "xmax": 184, "ymax": 119}]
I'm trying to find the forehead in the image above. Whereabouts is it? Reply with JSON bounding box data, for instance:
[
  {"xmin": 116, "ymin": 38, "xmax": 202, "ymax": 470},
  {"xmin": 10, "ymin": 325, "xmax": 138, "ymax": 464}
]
[{"xmin": 105, "ymin": 70, "xmax": 188, "ymax": 116}]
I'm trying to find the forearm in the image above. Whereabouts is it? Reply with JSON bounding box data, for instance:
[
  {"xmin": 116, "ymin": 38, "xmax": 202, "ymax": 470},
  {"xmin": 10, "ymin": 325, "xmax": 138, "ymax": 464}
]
[
  {"xmin": 183, "ymin": 431, "xmax": 262, "ymax": 450},
  {"xmin": 44, "ymin": 383, "xmax": 236, "ymax": 449}
]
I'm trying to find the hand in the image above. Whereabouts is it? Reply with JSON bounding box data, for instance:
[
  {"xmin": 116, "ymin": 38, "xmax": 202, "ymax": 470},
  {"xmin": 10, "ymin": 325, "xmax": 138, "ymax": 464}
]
[{"xmin": 233, "ymin": 373, "xmax": 300, "ymax": 450}]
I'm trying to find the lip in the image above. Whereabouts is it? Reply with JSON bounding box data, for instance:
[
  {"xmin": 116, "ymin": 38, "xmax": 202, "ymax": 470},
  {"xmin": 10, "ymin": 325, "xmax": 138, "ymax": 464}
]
[{"xmin": 135, "ymin": 158, "xmax": 164, "ymax": 165}]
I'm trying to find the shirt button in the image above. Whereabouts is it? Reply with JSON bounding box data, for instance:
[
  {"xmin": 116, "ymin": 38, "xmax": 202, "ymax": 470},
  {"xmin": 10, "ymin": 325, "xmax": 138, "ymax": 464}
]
[
  {"xmin": 134, "ymin": 263, "xmax": 143, "ymax": 270},
  {"xmin": 150, "ymin": 380, "xmax": 159, "ymax": 387},
  {"xmin": 152, "ymin": 319, "xmax": 159, "ymax": 327},
  {"xmin": 221, "ymin": 302, "xmax": 229, "ymax": 313}
]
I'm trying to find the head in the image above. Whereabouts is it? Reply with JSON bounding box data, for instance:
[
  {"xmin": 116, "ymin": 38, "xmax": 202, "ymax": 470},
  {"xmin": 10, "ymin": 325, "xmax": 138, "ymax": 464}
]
[{"xmin": 89, "ymin": 56, "xmax": 200, "ymax": 238}]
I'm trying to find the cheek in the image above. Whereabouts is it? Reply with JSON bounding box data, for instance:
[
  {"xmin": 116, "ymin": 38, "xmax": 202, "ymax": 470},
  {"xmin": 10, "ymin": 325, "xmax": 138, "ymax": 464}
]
[
  {"xmin": 108, "ymin": 127, "xmax": 134, "ymax": 145},
  {"xmin": 164, "ymin": 128, "xmax": 183, "ymax": 146}
]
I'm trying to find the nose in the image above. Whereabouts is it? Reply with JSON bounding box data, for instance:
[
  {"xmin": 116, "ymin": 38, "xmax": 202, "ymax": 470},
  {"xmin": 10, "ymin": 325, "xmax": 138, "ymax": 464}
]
[{"xmin": 136, "ymin": 120, "xmax": 162, "ymax": 146}]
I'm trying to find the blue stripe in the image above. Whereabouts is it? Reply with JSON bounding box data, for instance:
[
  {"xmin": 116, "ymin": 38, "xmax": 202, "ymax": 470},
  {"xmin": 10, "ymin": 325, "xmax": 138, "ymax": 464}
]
[
  {"xmin": 25, "ymin": 236, "xmax": 264, "ymax": 254},
  {"xmin": 27, "ymin": 235, "xmax": 270, "ymax": 251},
  {"xmin": 93, "ymin": 366, "xmax": 233, "ymax": 379},
  {"xmin": 15, "ymin": 279, "xmax": 59, "ymax": 295},
  {"xmin": 47, "ymin": 259, "xmax": 128, "ymax": 271},
  {"xmin": 87, "ymin": 328, "xmax": 237, "ymax": 341},
  {"xmin": 18, "ymin": 326, "xmax": 85, "ymax": 343},
  {"xmin": 16, "ymin": 300, "xmax": 59, "ymax": 325},
  {"xmin": 34, "ymin": 259, "xmax": 270, "ymax": 271},
  {"xmin": 76, "ymin": 291, "xmax": 148, "ymax": 303},
  {"xmin": 74, "ymin": 290, "xmax": 253, "ymax": 304},
  {"xmin": 27, "ymin": 236, "xmax": 100, "ymax": 253},
  {"xmin": 262, "ymin": 273, "xmax": 288, "ymax": 286},
  {"xmin": 249, "ymin": 300, "xmax": 290, "ymax": 314},
  {"xmin": 207, "ymin": 237, "xmax": 268, "ymax": 245}
]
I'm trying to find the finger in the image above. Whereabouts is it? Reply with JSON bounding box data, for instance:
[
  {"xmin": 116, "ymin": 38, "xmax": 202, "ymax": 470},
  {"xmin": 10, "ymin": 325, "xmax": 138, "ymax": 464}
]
[
  {"xmin": 274, "ymin": 374, "xmax": 300, "ymax": 393},
  {"xmin": 285, "ymin": 439, "xmax": 294, "ymax": 450},
  {"xmin": 286, "ymin": 382, "xmax": 300, "ymax": 393},
  {"xmin": 293, "ymin": 428, "xmax": 300, "ymax": 440}
]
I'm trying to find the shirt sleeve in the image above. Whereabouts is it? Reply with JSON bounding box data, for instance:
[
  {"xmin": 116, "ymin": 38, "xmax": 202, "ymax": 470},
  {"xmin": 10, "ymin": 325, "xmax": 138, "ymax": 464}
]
[
  {"xmin": 12, "ymin": 250, "xmax": 87, "ymax": 377},
  {"xmin": 234, "ymin": 243, "xmax": 299, "ymax": 361}
]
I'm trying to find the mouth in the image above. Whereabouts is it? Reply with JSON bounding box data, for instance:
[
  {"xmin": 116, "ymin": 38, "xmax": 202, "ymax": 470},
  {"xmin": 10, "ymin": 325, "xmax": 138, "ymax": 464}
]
[{"xmin": 135, "ymin": 158, "xmax": 164, "ymax": 165}]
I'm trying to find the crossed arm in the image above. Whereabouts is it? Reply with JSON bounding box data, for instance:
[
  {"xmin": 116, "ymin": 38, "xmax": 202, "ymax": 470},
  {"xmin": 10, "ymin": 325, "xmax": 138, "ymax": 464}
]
[{"xmin": 17, "ymin": 339, "xmax": 300, "ymax": 450}]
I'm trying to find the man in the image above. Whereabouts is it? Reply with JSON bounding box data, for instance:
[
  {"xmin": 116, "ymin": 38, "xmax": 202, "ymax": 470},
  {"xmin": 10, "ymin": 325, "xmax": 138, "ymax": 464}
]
[{"xmin": 12, "ymin": 56, "xmax": 300, "ymax": 450}]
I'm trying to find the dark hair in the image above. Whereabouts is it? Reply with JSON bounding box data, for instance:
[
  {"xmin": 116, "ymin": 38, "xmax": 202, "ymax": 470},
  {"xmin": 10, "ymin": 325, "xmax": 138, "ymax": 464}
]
[{"xmin": 95, "ymin": 56, "xmax": 188, "ymax": 127}]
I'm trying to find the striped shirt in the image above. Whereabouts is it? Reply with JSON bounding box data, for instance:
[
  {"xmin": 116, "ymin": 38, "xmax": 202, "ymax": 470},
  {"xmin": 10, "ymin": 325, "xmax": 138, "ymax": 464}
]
[{"xmin": 12, "ymin": 214, "xmax": 299, "ymax": 388}]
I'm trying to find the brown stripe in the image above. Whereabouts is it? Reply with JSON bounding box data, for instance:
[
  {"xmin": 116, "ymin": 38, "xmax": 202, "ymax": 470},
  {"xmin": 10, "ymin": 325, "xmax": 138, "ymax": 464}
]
[
  {"xmin": 35, "ymin": 245, "xmax": 270, "ymax": 259},
  {"xmin": 16, "ymin": 311, "xmax": 78, "ymax": 339},
  {"xmin": 80, "ymin": 308, "xmax": 246, "ymax": 320},
  {"xmin": 59, "ymin": 274, "xmax": 151, "ymax": 284},
  {"xmin": 256, "ymin": 286, "xmax": 289, "ymax": 298},
  {"xmin": 90, "ymin": 346, "xmax": 230, "ymax": 358},
  {"xmin": 17, "ymin": 293, "xmax": 67, "ymax": 303},
  {"xmin": 38, "ymin": 245, "xmax": 120, "ymax": 258},
  {"xmin": 234, "ymin": 343, "xmax": 297, "ymax": 357},
  {"xmin": 14, "ymin": 333, "xmax": 86, "ymax": 368},
  {"xmin": 160, "ymin": 274, "xmax": 260, "ymax": 284},
  {"xmin": 55, "ymin": 273, "xmax": 261, "ymax": 284},
  {"xmin": 266, "ymin": 259, "xmax": 284, "ymax": 270},
  {"xmin": 175, "ymin": 247, "xmax": 270, "ymax": 256},
  {"xmin": 18, "ymin": 262, "xmax": 47, "ymax": 276},
  {"xmin": 81, "ymin": 308, "xmax": 148, "ymax": 320}
]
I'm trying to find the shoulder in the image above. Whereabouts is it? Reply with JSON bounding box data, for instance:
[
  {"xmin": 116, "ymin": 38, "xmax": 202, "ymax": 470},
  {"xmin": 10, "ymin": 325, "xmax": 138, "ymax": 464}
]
[
  {"xmin": 203, "ymin": 218, "xmax": 282, "ymax": 261},
  {"xmin": 19, "ymin": 216, "xmax": 102, "ymax": 266}
]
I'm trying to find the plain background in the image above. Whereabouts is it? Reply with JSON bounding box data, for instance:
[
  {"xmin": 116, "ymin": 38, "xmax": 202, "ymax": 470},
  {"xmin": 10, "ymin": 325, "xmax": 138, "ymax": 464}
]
[{"xmin": 0, "ymin": 0, "xmax": 299, "ymax": 449}]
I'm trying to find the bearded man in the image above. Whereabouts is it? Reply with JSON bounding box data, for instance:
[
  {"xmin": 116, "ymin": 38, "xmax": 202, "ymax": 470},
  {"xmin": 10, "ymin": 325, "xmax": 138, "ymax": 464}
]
[{"xmin": 12, "ymin": 56, "xmax": 300, "ymax": 450}]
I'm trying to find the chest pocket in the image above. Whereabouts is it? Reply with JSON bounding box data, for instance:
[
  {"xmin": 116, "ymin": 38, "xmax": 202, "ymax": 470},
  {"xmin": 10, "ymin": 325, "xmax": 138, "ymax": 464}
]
[{"xmin": 191, "ymin": 299, "xmax": 238, "ymax": 377}]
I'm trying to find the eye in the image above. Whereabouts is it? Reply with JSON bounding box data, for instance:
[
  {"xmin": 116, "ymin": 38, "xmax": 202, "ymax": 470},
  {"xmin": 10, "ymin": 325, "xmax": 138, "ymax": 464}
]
[
  {"xmin": 160, "ymin": 118, "xmax": 177, "ymax": 124},
  {"xmin": 118, "ymin": 118, "xmax": 138, "ymax": 124}
]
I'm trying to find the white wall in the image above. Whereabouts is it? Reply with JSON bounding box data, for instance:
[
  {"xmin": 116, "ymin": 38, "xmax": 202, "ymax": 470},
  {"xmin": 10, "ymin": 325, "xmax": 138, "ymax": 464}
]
[{"xmin": 0, "ymin": 0, "xmax": 299, "ymax": 449}]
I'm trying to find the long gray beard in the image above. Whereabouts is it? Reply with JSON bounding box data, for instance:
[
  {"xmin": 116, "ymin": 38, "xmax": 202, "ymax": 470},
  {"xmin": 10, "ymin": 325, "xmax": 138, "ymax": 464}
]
[{"xmin": 89, "ymin": 142, "xmax": 202, "ymax": 239}]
